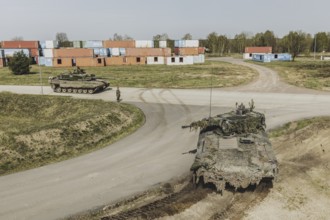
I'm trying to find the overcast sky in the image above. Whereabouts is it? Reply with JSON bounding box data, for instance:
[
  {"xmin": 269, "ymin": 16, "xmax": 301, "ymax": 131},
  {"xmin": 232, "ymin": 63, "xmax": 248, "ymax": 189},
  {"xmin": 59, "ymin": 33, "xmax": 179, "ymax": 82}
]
[{"xmin": 1, "ymin": 0, "xmax": 330, "ymax": 41}]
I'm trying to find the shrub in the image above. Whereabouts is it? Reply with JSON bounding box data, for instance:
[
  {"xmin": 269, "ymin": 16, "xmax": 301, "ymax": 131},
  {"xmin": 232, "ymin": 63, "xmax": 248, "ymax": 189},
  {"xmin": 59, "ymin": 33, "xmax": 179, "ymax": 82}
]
[{"xmin": 8, "ymin": 51, "xmax": 31, "ymax": 75}]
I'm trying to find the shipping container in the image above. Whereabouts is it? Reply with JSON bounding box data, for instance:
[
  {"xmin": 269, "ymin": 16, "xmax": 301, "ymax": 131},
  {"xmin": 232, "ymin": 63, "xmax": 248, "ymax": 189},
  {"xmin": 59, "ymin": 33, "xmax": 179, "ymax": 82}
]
[
  {"xmin": 105, "ymin": 56, "xmax": 146, "ymax": 66},
  {"xmin": 174, "ymin": 40, "xmax": 199, "ymax": 48},
  {"xmin": 1, "ymin": 41, "xmax": 39, "ymax": 49},
  {"xmin": 245, "ymin": 47, "xmax": 272, "ymax": 54},
  {"xmin": 30, "ymin": 48, "xmax": 39, "ymax": 57},
  {"xmin": 166, "ymin": 56, "xmax": 194, "ymax": 65},
  {"xmin": 73, "ymin": 41, "xmax": 83, "ymax": 48},
  {"xmin": 146, "ymin": 56, "xmax": 165, "ymax": 65},
  {"xmin": 38, "ymin": 57, "xmax": 46, "ymax": 66},
  {"xmin": 252, "ymin": 54, "xmax": 272, "ymax": 62},
  {"xmin": 76, "ymin": 57, "xmax": 105, "ymax": 67},
  {"xmin": 53, "ymin": 58, "xmax": 73, "ymax": 67},
  {"xmin": 109, "ymin": 48, "xmax": 120, "ymax": 56},
  {"xmin": 39, "ymin": 41, "xmax": 46, "ymax": 49},
  {"xmin": 119, "ymin": 48, "xmax": 126, "ymax": 56},
  {"xmin": 45, "ymin": 40, "xmax": 58, "ymax": 49},
  {"xmin": 0, "ymin": 58, "xmax": 5, "ymax": 67},
  {"xmin": 193, "ymin": 54, "xmax": 205, "ymax": 64},
  {"xmin": 159, "ymin": 40, "xmax": 167, "ymax": 48},
  {"xmin": 174, "ymin": 47, "xmax": 199, "ymax": 56},
  {"xmin": 93, "ymin": 48, "xmax": 109, "ymax": 57},
  {"xmin": 198, "ymin": 47, "xmax": 205, "ymax": 54},
  {"xmin": 103, "ymin": 40, "xmax": 135, "ymax": 48},
  {"xmin": 53, "ymin": 48, "xmax": 94, "ymax": 58},
  {"xmin": 0, "ymin": 50, "xmax": 4, "ymax": 58},
  {"xmin": 273, "ymin": 53, "xmax": 292, "ymax": 61},
  {"xmin": 82, "ymin": 40, "xmax": 103, "ymax": 48},
  {"xmin": 126, "ymin": 48, "xmax": 171, "ymax": 57},
  {"xmin": 43, "ymin": 49, "xmax": 54, "ymax": 58},
  {"xmin": 105, "ymin": 57, "xmax": 125, "ymax": 65},
  {"xmin": 4, "ymin": 49, "xmax": 30, "ymax": 57},
  {"xmin": 44, "ymin": 58, "xmax": 54, "ymax": 67},
  {"xmin": 135, "ymin": 40, "xmax": 154, "ymax": 48}
]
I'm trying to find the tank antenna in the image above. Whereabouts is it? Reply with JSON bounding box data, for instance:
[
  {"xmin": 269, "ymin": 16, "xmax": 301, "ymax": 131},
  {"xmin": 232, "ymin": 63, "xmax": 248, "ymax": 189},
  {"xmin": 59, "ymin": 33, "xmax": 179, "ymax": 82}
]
[{"xmin": 209, "ymin": 66, "xmax": 214, "ymax": 118}]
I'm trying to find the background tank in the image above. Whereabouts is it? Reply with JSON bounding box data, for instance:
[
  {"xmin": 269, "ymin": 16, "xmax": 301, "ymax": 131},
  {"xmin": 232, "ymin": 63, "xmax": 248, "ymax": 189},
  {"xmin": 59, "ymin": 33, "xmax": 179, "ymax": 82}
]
[
  {"xmin": 48, "ymin": 67, "xmax": 110, "ymax": 94},
  {"xmin": 183, "ymin": 100, "xmax": 278, "ymax": 192}
]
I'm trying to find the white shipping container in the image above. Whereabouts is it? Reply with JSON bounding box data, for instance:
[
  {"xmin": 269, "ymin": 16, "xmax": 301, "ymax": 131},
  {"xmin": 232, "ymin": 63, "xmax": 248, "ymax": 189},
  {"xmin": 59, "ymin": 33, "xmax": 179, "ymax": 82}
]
[
  {"xmin": 174, "ymin": 40, "xmax": 199, "ymax": 48},
  {"xmin": 43, "ymin": 49, "xmax": 54, "ymax": 58},
  {"xmin": 135, "ymin": 40, "xmax": 154, "ymax": 48},
  {"xmin": 193, "ymin": 54, "xmax": 205, "ymax": 63},
  {"xmin": 185, "ymin": 40, "xmax": 199, "ymax": 48},
  {"xmin": 0, "ymin": 50, "xmax": 4, "ymax": 58},
  {"xmin": 45, "ymin": 40, "xmax": 59, "ymax": 49},
  {"xmin": 4, "ymin": 49, "xmax": 30, "ymax": 57},
  {"xmin": 39, "ymin": 41, "xmax": 46, "ymax": 49},
  {"xmin": 159, "ymin": 41, "xmax": 167, "ymax": 48},
  {"xmin": 110, "ymin": 48, "xmax": 120, "ymax": 56},
  {"xmin": 146, "ymin": 56, "xmax": 165, "ymax": 65},
  {"xmin": 243, "ymin": 53, "xmax": 253, "ymax": 60},
  {"xmin": 166, "ymin": 56, "xmax": 194, "ymax": 65}
]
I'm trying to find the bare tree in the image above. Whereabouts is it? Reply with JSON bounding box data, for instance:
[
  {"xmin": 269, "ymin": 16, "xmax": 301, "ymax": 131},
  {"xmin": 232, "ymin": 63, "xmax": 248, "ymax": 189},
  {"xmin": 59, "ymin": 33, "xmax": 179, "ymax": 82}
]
[
  {"xmin": 12, "ymin": 36, "xmax": 24, "ymax": 41},
  {"xmin": 282, "ymin": 31, "xmax": 308, "ymax": 61},
  {"xmin": 182, "ymin": 33, "xmax": 192, "ymax": 40},
  {"xmin": 153, "ymin": 33, "xmax": 169, "ymax": 41},
  {"xmin": 111, "ymin": 33, "xmax": 133, "ymax": 41},
  {"xmin": 55, "ymin": 32, "xmax": 68, "ymax": 42}
]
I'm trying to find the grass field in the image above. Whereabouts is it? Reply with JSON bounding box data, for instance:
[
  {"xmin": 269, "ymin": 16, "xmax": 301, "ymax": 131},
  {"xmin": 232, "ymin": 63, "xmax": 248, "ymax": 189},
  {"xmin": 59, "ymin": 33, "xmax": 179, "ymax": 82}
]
[
  {"xmin": 0, "ymin": 61, "xmax": 257, "ymax": 88},
  {"xmin": 0, "ymin": 92, "xmax": 144, "ymax": 175},
  {"xmin": 252, "ymin": 58, "xmax": 330, "ymax": 91}
]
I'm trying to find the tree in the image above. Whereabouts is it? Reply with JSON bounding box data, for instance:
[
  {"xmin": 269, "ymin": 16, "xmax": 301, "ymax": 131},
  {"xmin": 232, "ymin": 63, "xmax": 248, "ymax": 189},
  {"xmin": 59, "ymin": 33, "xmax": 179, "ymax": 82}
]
[
  {"xmin": 217, "ymin": 35, "xmax": 229, "ymax": 56},
  {"xmin": 282, "ymin": 31, "xmax": 308, "ymax": 61},
  {"xmin": 8, "ymin": 51, "xmax": 31, "ymax": 75},
  {"xmin": 12, "ymin": 36, "xmax": 24, "ymax": 41},
  {"xmin": 182, "ymin": 33, "xmax": 192, "ymax": 40},
  {"xmin": 232, "ymin": 32, "xmax": 249, "ymax": 53},
  {"xmin": 314, "ymin": 32, "xmax": 328, "ymax": 52},
  {"xmin": 111, "ymin": 33, "xmax": 133, "ymax": 41},
  {"xmin": 55, "ymin": 32, "xmax": 68, "ymax": 42},
  {"xmin": 153, "ymin": 33, "xmax": 169, "ymax": 41},
  {"xmin": 206, "ymin": 32, "xmax": 218, "ymax": 54}
]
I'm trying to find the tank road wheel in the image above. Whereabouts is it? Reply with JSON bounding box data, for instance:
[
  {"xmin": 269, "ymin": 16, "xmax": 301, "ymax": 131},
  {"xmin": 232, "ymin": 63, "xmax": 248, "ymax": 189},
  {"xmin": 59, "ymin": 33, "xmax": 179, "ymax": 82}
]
[
  {"xmin": 83, "ymin": 89, "xmax": 88, "ymax": 94},
  {"xmin": 62, "ymin": 88, "xmax": 67, "ymax": 93},
  {"xmin": 78, "ymin": 89, "xmax": 83, "ymax": 93},
  {"xmin": 73, "ymin": 88, "xmax": 78, "ymax": 93},
  {"xmin": 88, "ymin": 89, "xmax": 94, "ymax": 94},
  {"xmin": 55, "ymin": 87, "xmax": 62, "ymax": 93},
  {"xmin": 67, "ymin": 88, "xmax": 73, "ymax": 93}
]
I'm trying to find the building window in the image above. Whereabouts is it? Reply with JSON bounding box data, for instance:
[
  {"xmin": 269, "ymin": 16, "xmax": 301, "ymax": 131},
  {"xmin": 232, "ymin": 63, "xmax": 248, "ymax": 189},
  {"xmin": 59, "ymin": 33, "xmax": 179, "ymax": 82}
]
[
  {"xmin": 57, "ymin": 59, "xmax": 62, "ymax": 64},
  {"xmin": 171, "ymin": 57, "xmax": 175, "ymax": 63},
  {"xmin": 136, "ymin": 57, "xmax": 141, "ymax": 63},
  {"xmin": 97, "ymin": 58, "xmax": 102, "ymax": 64},
  {"xmin": 249, "ymin": 53, "xmax": 252, "ymax": 57},
  {"xmin": 274, "ymin": 54, "xmax": 278, "ymax": 59},
  {"xmin": 154, "ymin": 57, "xmax": 158, "ymax": 62},
  {"xmin": 179, "ymin": 57, "xmax": 184, "ymax": 63}
]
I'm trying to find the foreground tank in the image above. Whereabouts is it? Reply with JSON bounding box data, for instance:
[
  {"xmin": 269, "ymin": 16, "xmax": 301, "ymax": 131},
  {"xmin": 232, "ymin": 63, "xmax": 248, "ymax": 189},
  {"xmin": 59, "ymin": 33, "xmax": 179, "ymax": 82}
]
[
  {"xmin": 48, "ymin": 67, "xmax": 110, "ymax": 94},
  {"xmin": 183, "ymin": 100, "xmax": 278, "ymax": 192}
]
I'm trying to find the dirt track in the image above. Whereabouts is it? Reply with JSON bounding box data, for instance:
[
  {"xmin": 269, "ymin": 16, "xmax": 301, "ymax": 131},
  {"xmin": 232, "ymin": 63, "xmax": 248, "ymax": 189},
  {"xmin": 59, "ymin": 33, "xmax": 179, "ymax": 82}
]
[{"xmin": 0, "ymin": 58, "xmax": 330, "ymax": 220}]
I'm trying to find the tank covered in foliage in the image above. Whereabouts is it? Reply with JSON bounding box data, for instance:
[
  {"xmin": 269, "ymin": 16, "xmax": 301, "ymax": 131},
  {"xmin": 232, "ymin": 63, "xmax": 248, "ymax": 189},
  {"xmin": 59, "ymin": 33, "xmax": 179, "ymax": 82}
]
[
  {"xmin": 182, "ymin": 100, "xmax": 278, "ymax": 192},
  {"xmin": 48, "ymin": 67, "xmax": 110, "ymax": 94}
]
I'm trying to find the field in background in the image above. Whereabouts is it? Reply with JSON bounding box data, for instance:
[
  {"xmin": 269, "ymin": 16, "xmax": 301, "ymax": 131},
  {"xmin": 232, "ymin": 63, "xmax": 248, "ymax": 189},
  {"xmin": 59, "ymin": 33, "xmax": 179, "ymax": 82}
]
[
  {"xmin": 0, "ymin": 92, "xmax": 144, "ymax": 175},
  {"xmin": 252, "ymin": 58, "xmax": 330, "ymax": 91},
  {"xmin": 0, "ymin": 61, "xmax": 257, "ymax": 89}
]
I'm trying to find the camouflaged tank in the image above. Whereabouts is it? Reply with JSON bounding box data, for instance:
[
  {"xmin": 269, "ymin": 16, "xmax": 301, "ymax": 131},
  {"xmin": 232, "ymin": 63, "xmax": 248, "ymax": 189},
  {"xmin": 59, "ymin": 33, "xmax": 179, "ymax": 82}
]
[
  {"xmin": 48, "ymin": 67, "xmax": 110, "ymax": 94},
  {"xmin": 182, "ymin": 100, "xmax": 278, "ymax": 192}
]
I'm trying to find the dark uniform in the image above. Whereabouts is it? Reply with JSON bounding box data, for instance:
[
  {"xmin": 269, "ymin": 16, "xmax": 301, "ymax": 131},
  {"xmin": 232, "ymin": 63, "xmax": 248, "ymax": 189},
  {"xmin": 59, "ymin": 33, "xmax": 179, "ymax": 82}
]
[{"xmin": 116, "ymin": 87, "xmax": 121, "ymax": 102}]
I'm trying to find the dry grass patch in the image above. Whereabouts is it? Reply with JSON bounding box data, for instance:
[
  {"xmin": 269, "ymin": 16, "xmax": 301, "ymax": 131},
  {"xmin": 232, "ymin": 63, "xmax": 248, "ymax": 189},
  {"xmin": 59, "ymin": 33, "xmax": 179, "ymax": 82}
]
[{"xmin": 0, "ymin": 92, "xmax": 144, "ymax": 175}]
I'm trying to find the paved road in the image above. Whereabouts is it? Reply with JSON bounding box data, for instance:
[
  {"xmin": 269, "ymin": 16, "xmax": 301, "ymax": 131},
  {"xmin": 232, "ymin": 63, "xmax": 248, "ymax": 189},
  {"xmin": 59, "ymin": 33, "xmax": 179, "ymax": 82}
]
[{"xmin": 0, "ymin": 58, "xmax": 329, "ymax": 220}]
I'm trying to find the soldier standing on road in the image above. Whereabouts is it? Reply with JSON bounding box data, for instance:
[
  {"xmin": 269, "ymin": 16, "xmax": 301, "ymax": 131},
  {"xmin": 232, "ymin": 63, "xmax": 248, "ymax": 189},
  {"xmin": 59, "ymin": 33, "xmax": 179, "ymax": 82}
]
[{"xmin": 116, "ymin": 86, "xmax": 121, "ymax": 102}]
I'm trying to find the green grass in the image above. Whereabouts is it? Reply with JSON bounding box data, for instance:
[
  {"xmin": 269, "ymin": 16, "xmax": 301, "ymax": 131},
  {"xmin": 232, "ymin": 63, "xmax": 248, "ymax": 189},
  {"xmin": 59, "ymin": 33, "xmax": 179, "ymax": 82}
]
[
  {"xmin": 0, "ymin": 92, "xmax": 145, "ymax": 175},
  {"xmin": 0, "ymin": 61, "xmax": 257, "ymax": 88},
  {"xmin": 269, "ymin": 117, "xmax": 330, "ymax": 138},
  {"xmin": 250, "ymin": 57, "xmax": 330, "ymax": 91}
]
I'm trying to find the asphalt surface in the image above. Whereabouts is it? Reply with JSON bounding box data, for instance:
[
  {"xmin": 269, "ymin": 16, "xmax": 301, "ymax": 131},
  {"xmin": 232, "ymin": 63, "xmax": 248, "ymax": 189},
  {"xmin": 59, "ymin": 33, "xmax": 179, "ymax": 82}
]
[{"xmin": 0, "ymin": 58, "xmax": 329, "ymax": 220}]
